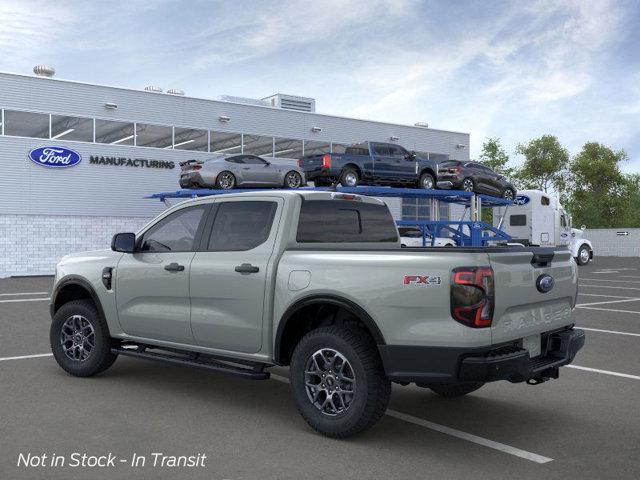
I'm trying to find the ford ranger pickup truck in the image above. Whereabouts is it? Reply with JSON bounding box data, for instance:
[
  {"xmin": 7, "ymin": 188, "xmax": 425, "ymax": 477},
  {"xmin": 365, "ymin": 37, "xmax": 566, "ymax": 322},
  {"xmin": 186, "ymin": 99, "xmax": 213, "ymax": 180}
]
[
  {"xmin": 50, "ymin": 190, "xmax": 584, "ymax": 438},
  {"xmin": 298, "ymin": 142, "xmax": 439, "ymax": 189}
]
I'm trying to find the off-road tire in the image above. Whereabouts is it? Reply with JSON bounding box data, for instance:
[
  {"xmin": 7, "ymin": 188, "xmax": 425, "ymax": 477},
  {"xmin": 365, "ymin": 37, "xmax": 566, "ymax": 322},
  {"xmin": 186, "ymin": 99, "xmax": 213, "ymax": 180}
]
[
  {"xmin": 290, "ymin": 326, "xmax": 391, "ymax": 438},
  {"xmin": 50, "ymin": 300, "xmax": 118, "ymax": 377},
  {"xmin": 426, "ymin": 382, "xmax": 484, "ymax": 398}
]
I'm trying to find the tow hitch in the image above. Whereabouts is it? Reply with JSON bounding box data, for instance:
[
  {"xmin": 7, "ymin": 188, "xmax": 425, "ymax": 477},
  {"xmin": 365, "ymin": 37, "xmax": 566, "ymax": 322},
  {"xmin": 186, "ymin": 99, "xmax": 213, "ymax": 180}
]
[{"xmin": 526, "ymin": 367, "xmax": 559, "ymax": 385}]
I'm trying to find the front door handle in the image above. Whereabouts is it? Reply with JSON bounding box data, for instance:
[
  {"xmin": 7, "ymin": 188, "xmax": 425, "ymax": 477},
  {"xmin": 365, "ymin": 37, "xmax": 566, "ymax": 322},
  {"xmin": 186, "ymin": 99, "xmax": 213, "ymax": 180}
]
[
  {"xmin": 164, "ymin": 262, "xmax": 185, "ymax": 272},
  {"xmin": 235, "ymin": 263, "xmax": 260, "ymax": 274}
]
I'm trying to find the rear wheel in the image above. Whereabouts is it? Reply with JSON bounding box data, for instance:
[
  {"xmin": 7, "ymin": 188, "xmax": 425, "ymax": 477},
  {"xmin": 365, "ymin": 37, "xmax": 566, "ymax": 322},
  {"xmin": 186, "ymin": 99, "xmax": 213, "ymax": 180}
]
[
  {"xmin": 290, "ymin": 326, "xmax": 391, "ymax": 438},
  {"xmin": 502, "ymin": 187, "xmax": 515, "ymax": 200},
  {"xmin": 461, "ymin": 178, "xmax": 475, "ymax": 192},
  {"xmin": 419, "ymin": 172, "xmax": 435, "ymax": 190},
  {"xmin": 340, "ymin": 168, "xmax": 359, "ymax": 187},
  {"xmin": 576, "ymin": 245, "xmax": 591, "ymax": 265},
  {"xmin": 50, "ymin": 300, "xmax": 118, "ymax": 377},
  {"xmin": 215, "ymin": 171, "xmax": 236, "ymax": 190},
  {"xmin": 284, "ymin": 171, "xmax": 303, "ymax": 189},
  {"xmin": 425, "ymin": 382, "xmax": 484, "ymax": 398}
]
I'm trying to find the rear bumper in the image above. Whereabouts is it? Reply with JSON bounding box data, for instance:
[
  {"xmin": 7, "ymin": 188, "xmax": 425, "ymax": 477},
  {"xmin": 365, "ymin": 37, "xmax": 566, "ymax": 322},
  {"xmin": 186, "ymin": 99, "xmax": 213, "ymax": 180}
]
[
  {"xmin": 304, "ymin": 167, "xmax": 336, "ymax": 181},
  {"xmin": 379, "ymin": 327, "xmax": 585, "ymax": 384},
  {"xmin": 179, "ymin": 172, "xmax": 208, "ymax": 188},
  {"xmin": 436, "ymin": 178, "xmax": 462, "ymax": 190}
]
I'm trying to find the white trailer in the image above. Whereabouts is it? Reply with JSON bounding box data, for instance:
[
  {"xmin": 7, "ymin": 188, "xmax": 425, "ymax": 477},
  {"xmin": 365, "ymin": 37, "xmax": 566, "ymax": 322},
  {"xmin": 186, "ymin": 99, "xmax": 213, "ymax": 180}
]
[{"xmin": 493, "ymin": 189, "xmax": 594, "ymax": 265}]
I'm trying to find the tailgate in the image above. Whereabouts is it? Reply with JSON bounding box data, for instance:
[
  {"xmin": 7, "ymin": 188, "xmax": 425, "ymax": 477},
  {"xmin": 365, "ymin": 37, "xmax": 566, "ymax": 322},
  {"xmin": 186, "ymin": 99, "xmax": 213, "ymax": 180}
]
[{"xmin": 488, "ymin": 248, "xmax": 577, "ymax": 345}]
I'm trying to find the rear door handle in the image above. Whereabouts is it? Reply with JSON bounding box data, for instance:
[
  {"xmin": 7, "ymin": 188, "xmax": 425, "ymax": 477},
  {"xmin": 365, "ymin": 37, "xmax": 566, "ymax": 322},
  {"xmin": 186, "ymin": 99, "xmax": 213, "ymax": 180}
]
[
  {"xmin": 164, "ymin": 262, "xmax": 185, "ymax": 272},
  {"xmin": 235, "ymin": 263, "xmax": 260, "ymax": 274}
]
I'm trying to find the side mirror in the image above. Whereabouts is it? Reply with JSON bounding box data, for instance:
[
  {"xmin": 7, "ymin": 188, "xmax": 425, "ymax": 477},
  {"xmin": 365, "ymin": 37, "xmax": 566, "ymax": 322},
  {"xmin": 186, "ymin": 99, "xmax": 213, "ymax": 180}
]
[
  {"xmin": 111, "ymin": 232, "xmax": 136, "ymax": 253},
  {"xmin": 581, "ymin": 225, "xmax": 586, "ymax": 230},
  {"xmin": 264, "ymin": 160, "xmax": 271, "ymax": 166}
]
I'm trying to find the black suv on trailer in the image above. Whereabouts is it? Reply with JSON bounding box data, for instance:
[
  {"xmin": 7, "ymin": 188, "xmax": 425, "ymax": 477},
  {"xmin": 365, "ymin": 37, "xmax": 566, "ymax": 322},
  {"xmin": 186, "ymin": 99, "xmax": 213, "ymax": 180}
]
[{"xmin": 436, "ymin": 160, "xmax": 516, "ymax": 199}]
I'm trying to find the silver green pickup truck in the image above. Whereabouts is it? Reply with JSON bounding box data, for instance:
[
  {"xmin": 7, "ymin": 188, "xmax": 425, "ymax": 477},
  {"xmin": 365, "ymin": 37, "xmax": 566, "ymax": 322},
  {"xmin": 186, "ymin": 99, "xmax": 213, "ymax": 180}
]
[{"xmin": 50, "ymin": 190, "xmax": 584, "ymax": 438}]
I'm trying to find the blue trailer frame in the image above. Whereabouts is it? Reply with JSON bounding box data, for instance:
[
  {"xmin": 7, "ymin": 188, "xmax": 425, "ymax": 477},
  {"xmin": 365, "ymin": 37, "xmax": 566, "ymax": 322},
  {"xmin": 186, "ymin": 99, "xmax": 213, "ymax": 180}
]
[{"xmin": 147, "ymin": 186, "xmax": 513, "ymax": 247}]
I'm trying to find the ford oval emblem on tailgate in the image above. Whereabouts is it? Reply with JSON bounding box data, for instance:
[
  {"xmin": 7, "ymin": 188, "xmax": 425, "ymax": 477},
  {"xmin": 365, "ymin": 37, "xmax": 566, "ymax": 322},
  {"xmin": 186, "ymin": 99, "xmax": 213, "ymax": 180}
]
[
  {"xmin": 28, "ymin": 146, "xmax": 82, "ymax": 168},
  {"xmin": 536, "ymin": 274, "xmax": 555, "ymax": 293}
]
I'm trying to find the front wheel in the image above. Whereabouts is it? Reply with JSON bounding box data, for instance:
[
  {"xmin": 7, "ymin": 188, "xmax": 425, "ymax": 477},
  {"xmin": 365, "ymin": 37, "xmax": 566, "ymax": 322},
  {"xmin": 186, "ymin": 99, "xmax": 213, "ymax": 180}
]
[
  {"xmin": 425, "ymin": 382, "xmax": 484, "ymax": 398},
  {"xmin": 290, "ymin": 326, "xmax": 391, "ymax": 438},
  {"xmin": 576, "ymin": 245, "xmax": 591, "ymax": 265},
  {"xmin": 50, "ymin": 300, "xmax": 118, "ymax": 377},
  {"xmin": 284, "ymin": 171, "xmax": 303, "ymax": 189},
  {"xmin": 419, "ymin": 172, "xmax": 435, "ymax": 190}
]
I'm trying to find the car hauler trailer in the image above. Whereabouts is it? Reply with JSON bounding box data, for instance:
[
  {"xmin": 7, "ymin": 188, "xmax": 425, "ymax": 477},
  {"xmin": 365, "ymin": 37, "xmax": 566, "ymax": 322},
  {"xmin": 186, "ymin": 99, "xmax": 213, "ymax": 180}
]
[{"xmin": 493, "ymin": 189, "xmax": 594, "ymax": 265}]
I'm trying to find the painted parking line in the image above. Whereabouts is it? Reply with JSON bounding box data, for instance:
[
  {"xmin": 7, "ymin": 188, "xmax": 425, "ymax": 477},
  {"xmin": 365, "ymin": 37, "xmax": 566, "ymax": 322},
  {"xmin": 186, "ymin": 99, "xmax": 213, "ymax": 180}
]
[
  {"xmin": 567, "ymin": 365, "xmax": 640, "ymax": 381},
  {"xmin": 578, "ymin": 293, "xmax": 637, "ymax": 299},
  {"xmin": 0, "ymin": 291, "xmax": 50, "ymax": 297},
  {"xmin": 0, "ymin": 297, "xmax": 50, "ymax": 304},
  {"xmin": 580, "ymin": 278, "xmax": 640, "ymax": 284},
  {"xmin": 576, "ymin": 306, "xmax": 640, "ymax": 315},
  {"xmin": 270, "ymin": 374, "xmax": 553, "ymax": 464},
  {"xmin": 576, "ymin": 298, "xmax": 640, "ymax": 307},
  {"xmin": 0, "ymin": 353, "xmax": 53, "ymax": 362},
  {"xmin": 579, "ymin": 284, "xmax": 640, "ymax": 292},
  {"xmin": 580, "ymin": 327, "xmax": 640, "ymax": 338}
]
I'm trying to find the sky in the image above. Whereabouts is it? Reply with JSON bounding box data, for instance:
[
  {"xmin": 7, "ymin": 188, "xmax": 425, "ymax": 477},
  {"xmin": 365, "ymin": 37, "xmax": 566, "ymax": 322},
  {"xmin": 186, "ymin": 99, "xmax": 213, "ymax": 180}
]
[{"xmin": 1, "ymin": 0, "xmax": 639, "ymax": 171}]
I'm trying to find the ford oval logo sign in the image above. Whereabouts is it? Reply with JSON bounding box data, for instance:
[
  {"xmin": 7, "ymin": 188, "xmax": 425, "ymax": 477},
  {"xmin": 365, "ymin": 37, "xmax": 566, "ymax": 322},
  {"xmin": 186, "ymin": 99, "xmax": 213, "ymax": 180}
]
[
  {"xmin": 28, "ymin": 146, "xmax": 82, "ymax": 168},
  {"xmin": 514, "ymin": 195, "xmax": 530, "ymax": 205},
  {"xmin": 536, "ymin": 274, "xmax": 555, "ymax": 293}
]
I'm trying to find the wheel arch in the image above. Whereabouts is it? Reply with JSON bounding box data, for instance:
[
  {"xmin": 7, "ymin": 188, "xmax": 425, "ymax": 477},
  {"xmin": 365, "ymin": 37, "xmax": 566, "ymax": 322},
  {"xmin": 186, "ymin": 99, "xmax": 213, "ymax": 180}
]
[
  {"xmin": 274, "ymin": 294, "xmax": 386, "ymax": 366},
  {"xmin": 341, "ymin": 163, "xmax": 362, "ymax": 178},
  {"xmin": 51, "ymin": 275, "xmax": 107, "ymax": 323},
  {"xmin": 419, "ymin": 167, "xmax": 436, "ymax": 178}
]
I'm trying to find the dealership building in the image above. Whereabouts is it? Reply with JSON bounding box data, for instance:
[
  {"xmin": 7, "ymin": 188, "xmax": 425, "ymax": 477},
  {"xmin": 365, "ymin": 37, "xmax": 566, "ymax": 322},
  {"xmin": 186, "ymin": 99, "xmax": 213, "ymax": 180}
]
[{"xmin": 0, "ymin": 68, "xmax": 470, "ymax": 277}]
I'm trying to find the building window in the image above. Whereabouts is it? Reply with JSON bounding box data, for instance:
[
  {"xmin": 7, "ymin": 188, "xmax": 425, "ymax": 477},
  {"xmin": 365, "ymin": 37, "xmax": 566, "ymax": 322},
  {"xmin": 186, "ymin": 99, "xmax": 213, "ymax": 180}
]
[
  {"xmin": 95, "ymin": 119, "xmax": 135, "ymax": 145},
  {"xmin": 173, "ymin": 127, "xmax": 208, "ymax": 151},
  {"xmin": 210, "ymin": 131, "xmax": 242, "ymax": 154},
  {"xmin": 135, "ymin": 123, "xmax": 173, "ymax": 148},
  {"xmin": 3, "ymin": 110, "xmax": 50, "ymax": 139},
  {"xmin": 303, "ymin": 140, "xmax": 330, "ymax": 156},
  {"xmin": 243, "ymin": 134, "xmax": 274, "ymax": 156},
  {"xmin": 273, "ymin": 137, "xmax": 303, "ymax": 159},
  {"xmin": 401, "ymin": 199, "xmax": 449, "ymax": 221},
  {"xmin": 50, "ymin": 115, "xmax": 94, "ymax": 142}
]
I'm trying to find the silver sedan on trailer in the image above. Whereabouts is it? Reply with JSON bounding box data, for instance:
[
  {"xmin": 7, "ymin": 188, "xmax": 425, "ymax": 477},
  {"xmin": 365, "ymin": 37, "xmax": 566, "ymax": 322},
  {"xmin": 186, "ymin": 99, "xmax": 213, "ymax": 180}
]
[{"xmin": 179, "ymin": 154, "xmax": 306, "ymax": 190}]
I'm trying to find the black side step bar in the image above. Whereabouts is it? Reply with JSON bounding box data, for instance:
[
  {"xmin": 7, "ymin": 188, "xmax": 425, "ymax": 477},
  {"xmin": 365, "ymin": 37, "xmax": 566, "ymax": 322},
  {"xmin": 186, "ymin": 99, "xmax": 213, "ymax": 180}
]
[{"xmin": 111, "ymin": 346, "xmax": 270, "ymax": 380}]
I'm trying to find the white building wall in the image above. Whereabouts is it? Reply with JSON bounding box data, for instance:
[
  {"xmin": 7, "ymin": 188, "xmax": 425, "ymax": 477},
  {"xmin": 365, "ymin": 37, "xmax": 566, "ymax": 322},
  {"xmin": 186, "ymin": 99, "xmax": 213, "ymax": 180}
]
[
  {"xmin": 0, "ymin": 214, "xmax": 152, "ymax": 277},
  {"xmin": 583, "ymin": 229, "xmax": 640, "ymax": 257}
]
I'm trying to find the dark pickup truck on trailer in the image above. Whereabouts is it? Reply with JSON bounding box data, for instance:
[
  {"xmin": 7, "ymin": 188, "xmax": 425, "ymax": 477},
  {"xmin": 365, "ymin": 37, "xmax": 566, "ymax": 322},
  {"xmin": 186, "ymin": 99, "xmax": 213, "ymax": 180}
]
[{"xmin": 299, "ymin": 141, "xmax": 439, "ymax": 189}]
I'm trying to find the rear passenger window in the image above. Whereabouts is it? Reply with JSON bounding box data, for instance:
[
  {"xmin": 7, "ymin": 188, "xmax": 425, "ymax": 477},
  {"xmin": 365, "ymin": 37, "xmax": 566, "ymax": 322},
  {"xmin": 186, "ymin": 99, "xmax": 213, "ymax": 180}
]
[
  {"xmin": 297, "ymin": 200, "xmax": 398, "ymax": 243},
  {"xmin": 208, "ymin": 201, "xmax": 277, "ymax": 251},
  {"xmin": 510, "ymin": 215, "xmax": 527, "ymax": 226}
]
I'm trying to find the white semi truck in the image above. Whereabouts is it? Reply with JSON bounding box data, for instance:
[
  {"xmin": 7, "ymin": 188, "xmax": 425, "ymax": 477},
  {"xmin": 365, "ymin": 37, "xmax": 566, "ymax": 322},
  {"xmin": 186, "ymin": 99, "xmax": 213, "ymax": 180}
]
[{"xmin": 494, "ymin": 189, "xmax": 594, "ymax": 265}]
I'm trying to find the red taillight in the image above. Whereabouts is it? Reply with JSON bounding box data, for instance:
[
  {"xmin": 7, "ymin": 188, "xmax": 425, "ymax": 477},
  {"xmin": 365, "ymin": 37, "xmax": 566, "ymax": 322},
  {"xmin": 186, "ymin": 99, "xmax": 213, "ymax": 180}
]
[
  {"xmin": 450, "ymin": 266, "xmax": 494, "ymax": 328},
  {"xmin": 297, "ymin": 159, "xmax": 302, "ymax": 167},
  {"xmin": 322, "ymin": 153, "xmax": 331, "ymax": 169},
  {"xmin": 192, "ymin": 164, "xmax": 202, "ymax": 170}
]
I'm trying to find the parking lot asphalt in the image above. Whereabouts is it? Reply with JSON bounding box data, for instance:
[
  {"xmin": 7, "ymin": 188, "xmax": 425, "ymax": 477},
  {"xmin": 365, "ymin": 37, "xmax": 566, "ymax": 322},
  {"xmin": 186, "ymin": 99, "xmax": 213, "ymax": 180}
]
[{"xmin": 1, "ymin": 258, "xmax": 639, "ymax": 480}]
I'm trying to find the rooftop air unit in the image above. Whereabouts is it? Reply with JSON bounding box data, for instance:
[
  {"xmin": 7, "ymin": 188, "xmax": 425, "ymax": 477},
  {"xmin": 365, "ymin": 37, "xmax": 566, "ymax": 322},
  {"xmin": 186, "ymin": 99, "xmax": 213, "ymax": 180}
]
[
  {"xmin": 262, "ymin": 93, "xmax": 316, "ymax": 113},
  {"xmin": 144, "ymin": 85, "xmax": 163, "ymax": 93},
  {"xmin": 217, "ymin": 95, "xmax": 270, "ymax": 107},
  {"xmin": 167, "ymin": 88, "xmax": 185, "ymax": 96}
]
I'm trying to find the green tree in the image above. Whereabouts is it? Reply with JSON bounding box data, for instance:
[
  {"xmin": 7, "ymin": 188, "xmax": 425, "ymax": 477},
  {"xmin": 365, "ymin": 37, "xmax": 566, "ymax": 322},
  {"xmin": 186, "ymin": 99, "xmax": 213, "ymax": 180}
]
[
  {"xmin": 566, "ymin": 142, "xmax": 628, "ymax": 228},
  {"xmin": 515, "ymin": 135, "xmax": 569, "ymax": 193},
  {"xmin": 479, "ymin": 137, "xmax": 514, "ymax": 177}
]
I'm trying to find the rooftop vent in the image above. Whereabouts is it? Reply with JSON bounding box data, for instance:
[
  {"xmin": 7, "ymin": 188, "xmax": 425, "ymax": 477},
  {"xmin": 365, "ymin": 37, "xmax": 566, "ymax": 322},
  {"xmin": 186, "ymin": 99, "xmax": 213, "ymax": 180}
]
[
  {"xmin": 262, "ymin": 93, "xmax": 316, "ymax": 113},
  {"xmin": 33, "ymin": 65, "xmax": 55, "ymax": 78},
  {"xmin": 167, "ymin": 88, "xmax": 185, "ymax": 96},
  {"xmin": 144, "ymin": 85, "xmax": 163, "ymax": 93}
]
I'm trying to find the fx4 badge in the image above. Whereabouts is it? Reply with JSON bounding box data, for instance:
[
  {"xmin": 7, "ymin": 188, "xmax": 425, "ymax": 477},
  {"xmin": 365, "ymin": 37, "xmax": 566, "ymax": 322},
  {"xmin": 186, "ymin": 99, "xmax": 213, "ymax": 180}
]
[{"xmin": 404, "ymin": 275, "xmax": 442, "ymax": 286}]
